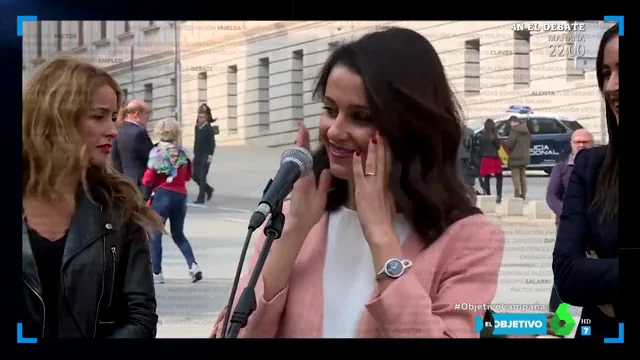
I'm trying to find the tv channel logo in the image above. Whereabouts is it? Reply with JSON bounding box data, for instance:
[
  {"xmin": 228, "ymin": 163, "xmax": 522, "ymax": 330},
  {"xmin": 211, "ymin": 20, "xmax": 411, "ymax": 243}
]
[
  {"xmin": 475, "ymin": 303, "xmax": 576, "ymax": 336},
  {"xmin": 475, "ymin": 313, "xmax": 547, "ymax": 335}
]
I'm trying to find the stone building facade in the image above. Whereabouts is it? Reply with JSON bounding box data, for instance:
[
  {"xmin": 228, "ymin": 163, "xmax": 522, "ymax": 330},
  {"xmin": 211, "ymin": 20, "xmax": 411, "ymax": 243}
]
[
  {"xmin": 22, "ymin": 20, "xmax": 179, "ymax": 126},
  {"xmin": 22, "ymin": 20, "xmax": 613, "ymax": 148}
]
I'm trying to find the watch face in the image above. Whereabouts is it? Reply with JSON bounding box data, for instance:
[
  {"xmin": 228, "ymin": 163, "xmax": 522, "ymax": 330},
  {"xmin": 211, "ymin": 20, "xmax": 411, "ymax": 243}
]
[{"xmin": 385, "ymin": 259, "xmax": 404, "ymax": 277}]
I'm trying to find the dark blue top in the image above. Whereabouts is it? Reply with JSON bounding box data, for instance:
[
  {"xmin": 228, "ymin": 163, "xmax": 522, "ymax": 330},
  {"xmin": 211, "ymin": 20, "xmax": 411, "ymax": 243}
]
[{"xmin": 552, "ymin": 146, "xmax": 620, "ymax": 339}]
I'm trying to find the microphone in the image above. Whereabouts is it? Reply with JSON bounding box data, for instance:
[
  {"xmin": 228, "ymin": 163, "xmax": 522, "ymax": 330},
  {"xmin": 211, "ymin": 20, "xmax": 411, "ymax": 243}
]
[{"xmin": 248, "ymin": 146, "xmax": 313, "ymax": 230}]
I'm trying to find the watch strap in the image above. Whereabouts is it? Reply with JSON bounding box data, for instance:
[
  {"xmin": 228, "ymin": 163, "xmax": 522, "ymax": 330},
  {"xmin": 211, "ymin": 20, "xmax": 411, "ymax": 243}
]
[{"xmin": 377, "ymin": 259, "xmax": 412, "ymax": 279}]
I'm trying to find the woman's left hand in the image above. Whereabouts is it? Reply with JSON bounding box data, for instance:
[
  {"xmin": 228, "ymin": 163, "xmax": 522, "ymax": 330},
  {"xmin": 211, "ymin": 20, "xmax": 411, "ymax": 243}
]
[{"xmin": 352, "ymin": 133, "xmax": 395, "ymax": 244}]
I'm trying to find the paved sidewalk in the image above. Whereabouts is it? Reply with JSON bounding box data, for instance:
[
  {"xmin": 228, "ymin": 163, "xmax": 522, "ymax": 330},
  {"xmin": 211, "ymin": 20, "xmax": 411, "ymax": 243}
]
[{"xmin": 195, "ymin": 146, "xmax": 284, "ymax": 199}]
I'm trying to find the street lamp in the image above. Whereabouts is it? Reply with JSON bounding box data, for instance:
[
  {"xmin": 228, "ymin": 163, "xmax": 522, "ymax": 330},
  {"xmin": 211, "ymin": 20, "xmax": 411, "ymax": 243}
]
[
  {"xmin": 174, "ymin": 21, "xmax": 182, "ymax": 125},
  {"xmin": 130, "ymin": 45, "xmax": 135, "ymax": 99}
]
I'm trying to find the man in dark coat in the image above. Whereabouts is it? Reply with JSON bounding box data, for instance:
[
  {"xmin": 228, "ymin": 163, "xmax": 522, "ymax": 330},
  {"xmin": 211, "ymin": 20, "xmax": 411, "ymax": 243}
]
[
  {"xmin": 505, "ymin": 116, "xmax": 531, "ymax": 199},
  {"xmin": 112, "ymin": 99, "xmax": 153, "ymax": 192}
]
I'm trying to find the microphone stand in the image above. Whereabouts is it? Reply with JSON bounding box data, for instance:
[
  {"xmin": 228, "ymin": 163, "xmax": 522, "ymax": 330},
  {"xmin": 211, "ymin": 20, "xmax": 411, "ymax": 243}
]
[
  {"xmin": 225, "ymin": 200, "xmax": 285, "ymax": 339},
  {"xmin": 220, "ymin": 179, "xmax": 273, "ymax": 338}
]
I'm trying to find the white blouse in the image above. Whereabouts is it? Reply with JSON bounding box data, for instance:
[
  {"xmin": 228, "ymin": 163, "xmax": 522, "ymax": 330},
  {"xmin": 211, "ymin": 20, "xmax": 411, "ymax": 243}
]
[{"xmin": 322, "ymin": 206, "xmax": 411, "ymax": 338}]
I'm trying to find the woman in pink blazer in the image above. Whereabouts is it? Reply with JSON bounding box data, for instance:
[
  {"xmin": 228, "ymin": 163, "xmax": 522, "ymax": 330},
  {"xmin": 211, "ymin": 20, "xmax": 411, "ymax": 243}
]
[{"xmin": 212, "ymin": 27, "xmax": 505, "ymax": 338}]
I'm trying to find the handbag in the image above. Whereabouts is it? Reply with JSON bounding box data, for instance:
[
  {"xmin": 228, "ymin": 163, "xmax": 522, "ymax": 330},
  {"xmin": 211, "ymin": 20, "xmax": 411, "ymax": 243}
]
[
  {"xmin": 143, "ymin": 185, "xmax": 160, "ymax": 206},
  {"xmin": 145, "ymin": 173, "xmax": 176, "ymax": 206}
]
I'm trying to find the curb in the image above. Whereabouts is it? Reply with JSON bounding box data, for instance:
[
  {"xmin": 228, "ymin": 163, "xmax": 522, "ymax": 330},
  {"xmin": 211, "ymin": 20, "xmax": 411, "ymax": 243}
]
[
  {"xmin": 486, "ymin": 216, "xmax": 555, "ymax": 226},
  {"xmin": 476, "ymin": 196, "xmax": 555, "ymax": 221}
]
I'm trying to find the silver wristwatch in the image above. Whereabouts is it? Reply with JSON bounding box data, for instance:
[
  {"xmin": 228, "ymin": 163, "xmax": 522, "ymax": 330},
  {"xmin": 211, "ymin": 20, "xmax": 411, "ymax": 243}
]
[{"xmin": 376, "ymin": 258, "xmax": 412, "ymax": 279}]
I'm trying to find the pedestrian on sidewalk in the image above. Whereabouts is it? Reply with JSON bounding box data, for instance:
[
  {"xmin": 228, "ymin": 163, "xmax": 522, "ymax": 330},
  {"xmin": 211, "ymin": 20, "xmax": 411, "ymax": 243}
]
[
  {"xmin": 22, "ymin": 57, "xmax": 161, "ymax": 338},
  {"xmin": 505, "ymin": 116, "xmax": 531, "ymax": 200},
  {"xmin": 546, "ymin": 129, "xmax": 594, "ymax": 227},
  {"xmin": 111, "ymin": 99, "xmax": 154, "ymax": 193},
  {"xmin": 478, "ymin": 119, "xmax": 503, "ymax": 203},
  {"xmin": 143, "ymin": 119, "xmax": 203, "ymax": 284},
  {"xmin": 192, "ymin": 103, "xmax": 217, "ymax": 204}
]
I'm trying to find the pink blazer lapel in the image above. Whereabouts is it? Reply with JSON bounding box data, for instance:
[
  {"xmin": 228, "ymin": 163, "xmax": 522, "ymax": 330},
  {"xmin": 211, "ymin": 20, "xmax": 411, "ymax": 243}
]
[
  {"xmin": 283, "ymin": 213, "xmax": 329, "ymax": 337},
  {"xmin": 287, "ymin": 217, "xmax": 424, "ymax": 338}
]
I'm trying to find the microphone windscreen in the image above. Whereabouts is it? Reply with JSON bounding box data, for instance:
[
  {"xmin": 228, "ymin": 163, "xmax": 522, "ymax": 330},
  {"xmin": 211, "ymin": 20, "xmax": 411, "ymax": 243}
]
[{"xmin": 280, "ymin": 146, "xmax": 314, "ymax": 177}]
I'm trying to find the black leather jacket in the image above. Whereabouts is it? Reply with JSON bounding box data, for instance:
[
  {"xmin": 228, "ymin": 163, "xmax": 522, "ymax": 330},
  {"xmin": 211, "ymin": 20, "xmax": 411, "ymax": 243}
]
[{"xmin": 22, "ymin": 190, "xmax": 158, "ymax": 338}]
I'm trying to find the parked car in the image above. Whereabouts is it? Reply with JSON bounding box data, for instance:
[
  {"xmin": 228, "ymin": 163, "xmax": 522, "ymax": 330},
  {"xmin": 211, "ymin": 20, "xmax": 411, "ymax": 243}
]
[{"xmin": 469, "ymin": 105, "xmax": 585, "ymax": 175}]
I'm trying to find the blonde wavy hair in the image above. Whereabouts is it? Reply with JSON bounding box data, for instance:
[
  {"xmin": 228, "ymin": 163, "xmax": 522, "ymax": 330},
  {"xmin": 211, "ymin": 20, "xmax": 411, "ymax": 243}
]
[
  {"xmin": 115, "ymin": 106, "xmax": 126, "ymax": 128},
  {"xmin": 23, "ymin": 56, "xmax": 163, "ymax": 234},
  {"xmin": 154, "ymin": 118, "xmax": 182, "ymax": 143}
]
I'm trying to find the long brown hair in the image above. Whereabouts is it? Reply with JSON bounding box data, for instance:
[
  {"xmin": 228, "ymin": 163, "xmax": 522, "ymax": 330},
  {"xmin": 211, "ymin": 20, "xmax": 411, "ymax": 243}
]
[
  {"xmin": 591, "ymin": 24, "xmax": 619, "ymax": 221},
  {"xmin": 483, "ymin": 118, "xmax": 497, "ymax": 138},
  {"xmin": 198, "ymin": 103, "xmax": 214, "ymax": 123},
  {"xmin": 23, "ymin": 56, "xmax": 163, "ymax": 234},
  {"xmin": 115, "ymin": 106, "xmax": 126, "ymax": 128},
  {"xmin": 312, "ymin": 27, "xmax": 480, "ymax": 246}
]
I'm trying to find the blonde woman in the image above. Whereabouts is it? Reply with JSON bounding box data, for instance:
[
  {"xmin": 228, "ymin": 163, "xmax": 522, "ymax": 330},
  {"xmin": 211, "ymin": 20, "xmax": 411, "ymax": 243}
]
[
  {"xmin": 22, "ymin": 57, "xmax": 162, "ymax": 338},
  {"xmin": 142, "ymin": 118, "xmax": 203, "ymax": 284}
]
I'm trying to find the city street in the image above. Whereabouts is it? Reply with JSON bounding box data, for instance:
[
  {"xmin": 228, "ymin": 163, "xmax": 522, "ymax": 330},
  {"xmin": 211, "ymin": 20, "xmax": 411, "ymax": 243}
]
[
  {"xmin": 155, "ymin": 145, "xmax": 579, "ymax": 338},
  {"xmin": 20, "ymin": 18, "xmax": 607, "ymax": 340}
]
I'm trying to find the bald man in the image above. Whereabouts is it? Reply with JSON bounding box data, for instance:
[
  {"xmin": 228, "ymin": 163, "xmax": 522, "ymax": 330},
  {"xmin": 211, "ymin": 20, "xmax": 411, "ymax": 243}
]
[
  {"xmin": 546, "ymin": 129, "xmax": 594, "ymax": 224},
  {"xmin": 545, "ymin": 128, "xmax": 593, "ymax": 312},
  {"xmin": 112, "ymin": 100, "xmax": 154, "ymax": 191}
]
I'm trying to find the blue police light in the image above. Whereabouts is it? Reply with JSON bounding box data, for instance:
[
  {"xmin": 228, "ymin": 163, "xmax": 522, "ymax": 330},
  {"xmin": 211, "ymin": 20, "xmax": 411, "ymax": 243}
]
[{"xmin": 507, "ymin": 105, "xmax": 533, "ymax": 114}]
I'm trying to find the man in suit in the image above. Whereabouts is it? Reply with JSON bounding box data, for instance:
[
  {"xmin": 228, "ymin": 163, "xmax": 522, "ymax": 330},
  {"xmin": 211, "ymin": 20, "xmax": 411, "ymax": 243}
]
[
  {"xmin": 505, "ymin": 116, "xmax": 531, "ymax": 200},
  {"xmin": 112, "ymin": 99, "xmax": 154, "ymax": 192}
]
